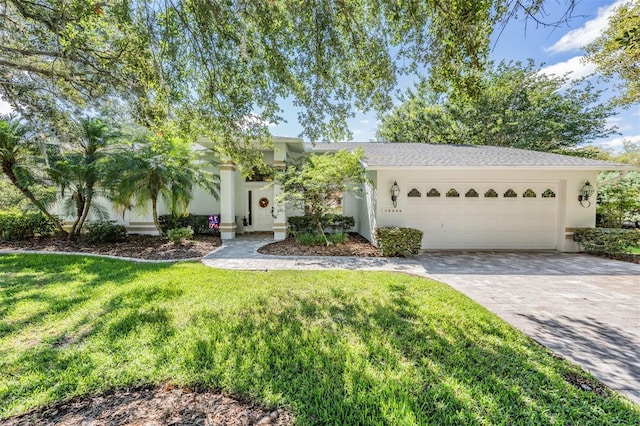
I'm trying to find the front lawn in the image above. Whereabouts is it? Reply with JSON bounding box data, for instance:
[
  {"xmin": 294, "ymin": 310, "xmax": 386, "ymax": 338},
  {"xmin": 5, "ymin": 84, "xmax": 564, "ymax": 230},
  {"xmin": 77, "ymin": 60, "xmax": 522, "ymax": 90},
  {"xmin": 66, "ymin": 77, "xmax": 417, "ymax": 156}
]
[{"xmin": 1, "ymin": 254, "xmax": 638, "ymax": 424}]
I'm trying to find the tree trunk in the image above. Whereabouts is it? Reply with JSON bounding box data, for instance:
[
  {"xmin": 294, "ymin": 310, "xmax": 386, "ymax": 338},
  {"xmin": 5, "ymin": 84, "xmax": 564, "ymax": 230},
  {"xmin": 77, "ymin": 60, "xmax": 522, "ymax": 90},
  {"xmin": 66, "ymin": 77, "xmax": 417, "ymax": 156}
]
[
  {"xmin": 68, "ymin": 192, "xmax": 85, "ymax": 239},
  {"xmin": 1, "ymin": 161, "xmax": 67, "ymax": 235},
  {"xmin": 314, "ymin": 215, "xmax": 330, "ymax": 246},
  {"xmin": 75, "ymin": 191, "xmax": 93, "ymax": 235}
]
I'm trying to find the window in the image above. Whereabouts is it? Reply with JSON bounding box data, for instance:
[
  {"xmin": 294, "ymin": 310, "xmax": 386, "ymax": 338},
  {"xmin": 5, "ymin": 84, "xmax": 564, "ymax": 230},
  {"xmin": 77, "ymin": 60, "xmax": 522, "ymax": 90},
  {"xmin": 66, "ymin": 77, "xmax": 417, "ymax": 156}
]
[
  {"xmin": 446, "ymin": 188, "xmax": 460, "ymax": 198},
  {"xmin": 504, "ymin": 189, "xmax": 517, "ymax": 198},
  {"xmin": 465, "ymin": 189, "xmax": 479, "ymax": 198},
  {"xmin": 542, "ymin": 189, "xmax": 556, "ymax": 198},
  {"xmin": 407, "ymin": 188, "xmax": 421, "ymax": 197},
  {"xmin": 484, "ymin": 189, "xmax": 498, "ymax": 198},
  {"xmin": 523, "ymin": 189, "xmax": 537, "ymax": 198},
  {"xmin": 426, "ymin": 188, "xmax": 441, "ymax": 197}
]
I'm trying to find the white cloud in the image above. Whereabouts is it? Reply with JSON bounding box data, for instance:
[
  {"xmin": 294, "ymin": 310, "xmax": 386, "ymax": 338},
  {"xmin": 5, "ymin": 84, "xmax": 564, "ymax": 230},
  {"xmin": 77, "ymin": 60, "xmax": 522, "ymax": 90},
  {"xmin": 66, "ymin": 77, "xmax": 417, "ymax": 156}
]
[
  {"xmin": 546, "ymin": 0, "xmax": 630, "ymax": 53},
  {"xmin": 539, "ymin": 56, "xmax": 597, "ymax": 80},
  {"xmin": 606, "ymin": 116, "xmax": 633, "ymax": 132},
  {"xmin": 359, "ymin": 120, "xmax": 370, "ymax": 124},
  {"xmin": 597, "ymin": 135, "xmax": 640, "ymax": 152},
  {"xmin": 0, "ymin": 98, "xmax": 12, "ymax": 115}
]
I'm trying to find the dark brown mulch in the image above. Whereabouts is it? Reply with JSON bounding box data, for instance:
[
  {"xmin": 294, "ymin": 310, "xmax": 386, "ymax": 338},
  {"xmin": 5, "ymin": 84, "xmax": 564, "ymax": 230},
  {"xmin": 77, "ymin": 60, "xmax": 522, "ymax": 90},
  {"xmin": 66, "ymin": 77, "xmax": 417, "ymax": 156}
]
[
  {"xmin": 589, "ymin": 252, "xmax": 640, "ymax": 264},
  {"xmin": 258, "ymin": 233, "xmax": 382, "ymax": 257},
  {"xmin": 0, "ymin": 234, "xmax": 221, "ymax": 260},
  {"xmin": 1, "ymin": 384, "xmax": 293, "ymax": 426},
  {"xmin": 563, "ymin": 372, "xmax": 608, "ymax": 397}
]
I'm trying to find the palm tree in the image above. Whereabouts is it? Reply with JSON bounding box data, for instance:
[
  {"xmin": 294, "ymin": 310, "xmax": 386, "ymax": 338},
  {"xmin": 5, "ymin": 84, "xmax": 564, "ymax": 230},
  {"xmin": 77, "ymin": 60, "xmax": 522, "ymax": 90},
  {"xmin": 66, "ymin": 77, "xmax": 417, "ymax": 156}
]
[
  {"xmin": 0, "ymin": 114, "xmax": 65, "ymax": 234},
  {"xmin": 48, "ymin": 117, "xmax": 120, "ymax": 236},
  {"xmin": 112, "ymin": 132, "xmax": 219, "ymax": 235}
]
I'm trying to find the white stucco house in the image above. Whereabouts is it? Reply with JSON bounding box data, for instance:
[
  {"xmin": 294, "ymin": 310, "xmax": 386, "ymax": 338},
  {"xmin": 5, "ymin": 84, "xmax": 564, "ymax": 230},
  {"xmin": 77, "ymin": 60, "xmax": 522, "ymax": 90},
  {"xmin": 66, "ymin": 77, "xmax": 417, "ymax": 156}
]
[{"xmin": 67, "ymin": 138, "xmax": 635, "ymax": 252}]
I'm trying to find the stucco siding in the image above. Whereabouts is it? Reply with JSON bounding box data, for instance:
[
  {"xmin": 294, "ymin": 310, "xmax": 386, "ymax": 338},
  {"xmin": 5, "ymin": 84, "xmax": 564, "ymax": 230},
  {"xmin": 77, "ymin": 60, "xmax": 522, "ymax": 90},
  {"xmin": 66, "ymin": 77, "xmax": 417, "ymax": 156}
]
[{"xmin": 373, "ymin": 168, "xmax": 598, "ymax": 251}]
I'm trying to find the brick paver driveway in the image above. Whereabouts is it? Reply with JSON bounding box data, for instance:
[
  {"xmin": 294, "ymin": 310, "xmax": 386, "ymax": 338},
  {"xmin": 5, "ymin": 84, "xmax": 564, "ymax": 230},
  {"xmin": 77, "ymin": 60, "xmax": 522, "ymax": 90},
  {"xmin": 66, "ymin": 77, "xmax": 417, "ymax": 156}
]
[{"xmin": 420, "ymin": 252, "xmax": 640, "ymax": 405}]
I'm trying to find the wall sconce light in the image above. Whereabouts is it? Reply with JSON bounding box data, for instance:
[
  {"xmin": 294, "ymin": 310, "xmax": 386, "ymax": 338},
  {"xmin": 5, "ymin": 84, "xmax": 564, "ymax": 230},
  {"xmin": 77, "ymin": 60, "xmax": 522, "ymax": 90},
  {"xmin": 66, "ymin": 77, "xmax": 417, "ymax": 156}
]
[
  {"xmin": 578, "ymin": 181, "xmax": 595, "ymax": 208},
  {"xmin": 390, "ymin": 180, "xmax": 400, "ymax": 207}
]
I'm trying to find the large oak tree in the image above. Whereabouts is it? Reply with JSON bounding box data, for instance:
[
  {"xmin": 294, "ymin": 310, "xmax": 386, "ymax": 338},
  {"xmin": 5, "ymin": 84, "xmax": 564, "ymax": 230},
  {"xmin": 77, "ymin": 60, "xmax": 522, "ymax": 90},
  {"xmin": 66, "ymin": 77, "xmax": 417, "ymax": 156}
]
[
  {"xmin": 1, "ymin": 0, "xmax": 580, "ymax": 151},
  {"xmin": 377, "ymin": 60, "xmax": 616, "ymax": 153}
]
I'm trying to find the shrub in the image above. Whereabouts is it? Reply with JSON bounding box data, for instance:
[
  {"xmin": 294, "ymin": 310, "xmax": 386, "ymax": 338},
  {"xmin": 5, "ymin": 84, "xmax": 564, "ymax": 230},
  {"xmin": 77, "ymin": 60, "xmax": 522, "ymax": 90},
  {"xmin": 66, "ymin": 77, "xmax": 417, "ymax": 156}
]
[
  {"xmin": 84, "ymin": 220, "xmax": 128, "ymax": 243},
  {"xmin": 296, "ymin": 232, "xmax": 327, "ymax": 246},
  {"xmin": 573, "ymin": 228, "xmax": 640, "ymax": 254},
  {"xmin": 0, "ymin": 210, "xmax": 57, "ymax": 240},
  {"xmin": 167, "ymin": 227, "xmax": 194, "ymax": 244},
  {"xmin": 328, "ymin": 231, "xmax": 347, "ymax": 244},
  {"xmin": 375, "ymin": 227, "xmax": 423, "ymax": 257},
  {"xmin": 159, "ymin": 214, "xmax": 220, "ymax": 235},
  {"xmin": 287, "ymin": 215, "xmax": 355, "ymax": 235}
]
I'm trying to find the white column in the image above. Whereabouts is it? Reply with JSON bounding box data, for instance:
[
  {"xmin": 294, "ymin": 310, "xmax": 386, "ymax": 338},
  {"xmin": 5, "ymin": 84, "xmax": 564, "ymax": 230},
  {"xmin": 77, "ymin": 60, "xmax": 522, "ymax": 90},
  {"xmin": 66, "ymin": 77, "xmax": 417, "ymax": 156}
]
[
  {"xmin": 219, "ymin": 160, "xmax": 237, "ymax": 239},
  {"xmin": 272, "ymin": 142, "xmax": 287, "ymax": 240},
  {"xmin": 272, "ymin": 181, "xmax": 287, "ymax": 240}
]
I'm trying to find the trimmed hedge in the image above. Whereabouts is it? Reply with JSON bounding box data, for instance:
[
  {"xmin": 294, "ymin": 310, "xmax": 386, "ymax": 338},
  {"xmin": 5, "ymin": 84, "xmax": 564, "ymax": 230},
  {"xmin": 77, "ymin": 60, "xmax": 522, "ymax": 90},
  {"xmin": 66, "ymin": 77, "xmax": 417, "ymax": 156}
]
[
  {"xmin": 159, "ymin": 214, "xmax": 220, "ymax": 235},
  {"xmin": 0, "ymin": 210, "xmax": 57, "ymax": 240},
  {"xmin": 375, "ymin": 227, "xmax": 423, "ymax": 257},
  {"xmin": 287, "ymin": 214, "xmax": 355, "ymax": 235},
  {"xmin": 84, "ymin": 220, "xmax": 127, "ymax": 243},
  {"xmin": 573, "ymin": 228, "xmax": 640, "ymax": 254}
]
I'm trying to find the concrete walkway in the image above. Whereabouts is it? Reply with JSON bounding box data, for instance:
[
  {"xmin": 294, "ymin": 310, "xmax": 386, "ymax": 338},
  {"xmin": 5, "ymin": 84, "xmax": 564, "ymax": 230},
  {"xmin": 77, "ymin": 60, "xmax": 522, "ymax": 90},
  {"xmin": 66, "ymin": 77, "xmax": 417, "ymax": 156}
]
[
  {"xmin": 202, "ymin": 237, "xmax": 640, "ymax": 405},
  {"xmin": 202, "ymin": 235, "xmax": 426, "ymax": 275}
]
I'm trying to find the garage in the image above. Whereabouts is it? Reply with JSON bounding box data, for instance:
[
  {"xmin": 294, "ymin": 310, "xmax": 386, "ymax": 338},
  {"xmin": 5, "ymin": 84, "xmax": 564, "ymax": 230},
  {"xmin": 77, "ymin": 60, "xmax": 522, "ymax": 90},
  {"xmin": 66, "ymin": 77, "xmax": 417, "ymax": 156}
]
[
  {"xmin": 405, "ymin": 182, "xmax": 559, "ymax": 249},
  {"xmin": 308, "ymin": 142, "xmax": 634, "ymax": 252}
]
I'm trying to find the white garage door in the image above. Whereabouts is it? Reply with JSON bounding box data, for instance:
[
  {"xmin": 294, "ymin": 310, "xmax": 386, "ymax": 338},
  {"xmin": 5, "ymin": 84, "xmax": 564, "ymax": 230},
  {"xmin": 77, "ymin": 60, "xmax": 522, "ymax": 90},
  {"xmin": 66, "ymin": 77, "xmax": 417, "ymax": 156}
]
[{"xmin": 405, "ymin": 183, "xmax": 559, "ymax": 250}]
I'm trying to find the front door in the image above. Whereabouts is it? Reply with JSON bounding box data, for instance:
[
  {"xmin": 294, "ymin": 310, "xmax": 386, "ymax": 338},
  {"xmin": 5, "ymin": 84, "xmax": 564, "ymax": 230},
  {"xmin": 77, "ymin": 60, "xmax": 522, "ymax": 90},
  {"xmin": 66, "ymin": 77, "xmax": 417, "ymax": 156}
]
[{"xmin": 247, "ymin": 186, "xmax": 273, "ymax": 232}]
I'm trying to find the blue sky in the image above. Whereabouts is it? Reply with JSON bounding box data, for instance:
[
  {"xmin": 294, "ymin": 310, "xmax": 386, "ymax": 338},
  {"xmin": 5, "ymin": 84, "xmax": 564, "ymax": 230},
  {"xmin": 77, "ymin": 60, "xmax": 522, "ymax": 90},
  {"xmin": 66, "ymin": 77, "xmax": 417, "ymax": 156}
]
[{"xmin": 1, "ymin": 1, "xmax": 637, "ymax": 152}]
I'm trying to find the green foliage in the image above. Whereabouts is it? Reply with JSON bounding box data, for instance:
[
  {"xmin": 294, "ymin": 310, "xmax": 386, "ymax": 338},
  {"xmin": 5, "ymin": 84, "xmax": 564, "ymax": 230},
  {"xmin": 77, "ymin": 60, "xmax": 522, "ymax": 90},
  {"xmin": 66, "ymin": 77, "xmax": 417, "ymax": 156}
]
[
  {"xmin": 0, "ymin": 176, "xmax": 56, "ymax": 212},
  {"xmin": 573, "ymin": 228, "xmax": 640, "ymax": 254},
  {"xmin": 597, "ymin": 173, "xmax": 640, "ymax": 228},
  {"xmin": 167, "ymin": 227, "xmax": 194, "ymax": 245},
  {"xmin": 0, "ymin": 210, "xmax": 56, "ymax": 240},
  {"xmin": 377, "ymin": 60, "xmax": 615, "ymax": 152},
  {"xmin": 277, "ymin": 149, "xmax": 366, "ymax": 220},
  {"xmin": 110, "ymin": 129, "xmax": 219, "ymax": 235},
  {"xmin": 2, "ymin": 255, "xmax": 638, "ymax": 423},
  {"xmin": 328, "ymin": 231, "xmax": 347, "ymax": 244},
  {"xmin": 83, "ymin": 220, "xmax": 127, "ymax": 244},
  {"xmin": 158, "ymin": 214, "xmax": 220, "ymax": 235},
  {"xmin": 0, "ymin": 115, "xmax": 64, "ymax": 233},
  {"xmin": 287, "ymin": 215, "xmax": 355, "ymax": 235},
  {"xmin": 296, "ymin": 232, "xmax": 327, "ymax": 246},
  {"xmin": 0, "ymin": 0, "xmax": 582, "ymax": 148},
  {"xmin": 375, "ymin": 227, "xmax": 423, "ymax": 257},
  {"xmin": 586, "ymin": 1, "xmax": 640, "ymax": 107},
  {"xmin": 47, "ymin": 117, "xmax": 121, "ymax": 235}
]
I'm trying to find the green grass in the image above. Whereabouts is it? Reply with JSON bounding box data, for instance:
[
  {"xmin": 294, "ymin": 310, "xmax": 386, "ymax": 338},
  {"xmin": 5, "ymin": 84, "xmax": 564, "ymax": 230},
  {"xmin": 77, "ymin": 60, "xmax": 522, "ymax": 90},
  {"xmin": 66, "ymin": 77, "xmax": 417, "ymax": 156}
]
[
  {"xmin": 628, "ymin": 246, "xmax": 640, "ymax": 254},
  {"xmin": 1, "ymin": 254, "xmax": 639, "ymax": 424}
]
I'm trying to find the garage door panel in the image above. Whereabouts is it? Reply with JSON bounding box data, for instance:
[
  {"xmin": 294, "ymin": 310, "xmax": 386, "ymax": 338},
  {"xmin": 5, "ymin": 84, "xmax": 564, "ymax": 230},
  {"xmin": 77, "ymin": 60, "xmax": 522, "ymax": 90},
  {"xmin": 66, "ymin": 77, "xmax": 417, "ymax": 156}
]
[{"xmin": 412, "ymin": 182, "xmax": 559, "ymax": 250}]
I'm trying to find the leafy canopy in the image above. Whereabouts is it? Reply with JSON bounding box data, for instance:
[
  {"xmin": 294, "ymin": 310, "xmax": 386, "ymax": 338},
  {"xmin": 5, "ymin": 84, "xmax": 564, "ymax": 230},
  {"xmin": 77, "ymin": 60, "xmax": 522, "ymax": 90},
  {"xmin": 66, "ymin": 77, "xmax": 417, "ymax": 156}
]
[
  {"xmin": 586, "ymin": 1, "xmax": 640, "ymax": 107},
  {"xmin": 276, "ymin": 148, "xmax": 367, "ymax": 219},
  {"xmin": 1, "ymin": 0, "xmax": 580, "ymax": 148},
  {"xmin": 377, "ymin": 60, "xmax": 616, "ymax": 153}
]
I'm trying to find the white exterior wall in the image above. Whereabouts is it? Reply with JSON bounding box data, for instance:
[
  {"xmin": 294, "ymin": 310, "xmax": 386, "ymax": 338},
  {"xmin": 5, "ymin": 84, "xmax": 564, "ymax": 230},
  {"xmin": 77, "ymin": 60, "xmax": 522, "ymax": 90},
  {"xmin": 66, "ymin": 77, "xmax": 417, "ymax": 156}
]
[{"xmin": 371, "ymin": 168, "xmax": 598, "ymax": 252}]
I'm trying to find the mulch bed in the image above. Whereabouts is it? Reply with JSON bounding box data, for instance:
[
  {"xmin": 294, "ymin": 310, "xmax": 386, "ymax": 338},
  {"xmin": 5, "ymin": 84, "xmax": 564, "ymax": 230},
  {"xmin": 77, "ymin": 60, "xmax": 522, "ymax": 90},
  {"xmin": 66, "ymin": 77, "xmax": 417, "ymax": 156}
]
[
  {"xmin": 589, "ymin": 252, "xmax": 640, "ymax": 264},
  {"xmin": 0, "ymin": 234, "xmax": 221, "ymax": 260},
  {"xmin": 1, "ymin": 385, "xmax": 293, "ymax": 426},
  {"xmin": 258, "ymin": 233, "xmax": 382, "ymax": 257}
]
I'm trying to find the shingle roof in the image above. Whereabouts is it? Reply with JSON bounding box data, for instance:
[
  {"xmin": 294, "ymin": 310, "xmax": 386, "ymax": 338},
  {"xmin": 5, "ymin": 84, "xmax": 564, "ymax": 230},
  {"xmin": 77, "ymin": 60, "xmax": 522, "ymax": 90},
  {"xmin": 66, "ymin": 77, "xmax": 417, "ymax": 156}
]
[{"xmin": 305, "ymin": 142, "xmax": 635, "ymax": 170}]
